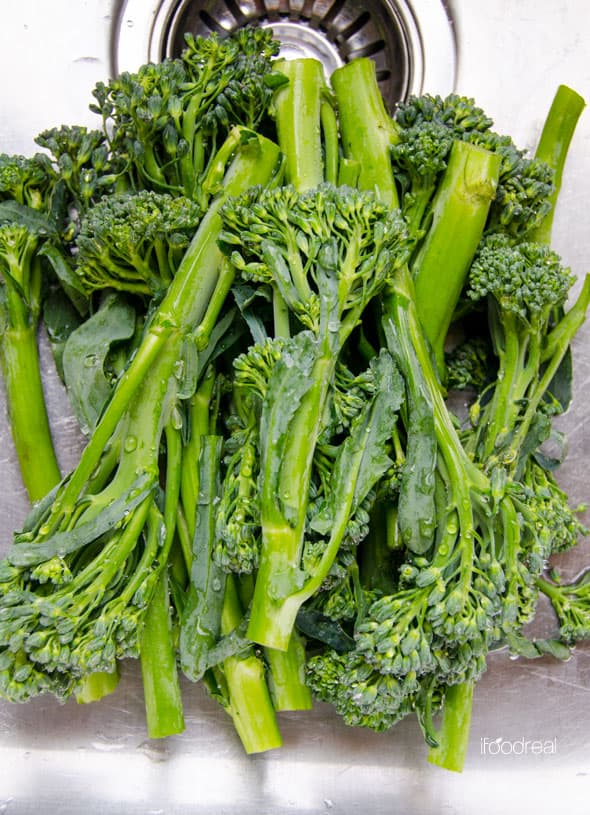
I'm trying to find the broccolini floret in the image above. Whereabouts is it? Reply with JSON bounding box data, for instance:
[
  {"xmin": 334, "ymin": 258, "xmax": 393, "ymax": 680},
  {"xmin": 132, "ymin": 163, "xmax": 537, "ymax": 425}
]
[
  {"xmin": 75, "ymin": 190, "xmax": 203, "ymax": 295},
  {"xmin": 218, "ymin": 183, "xmax": 410, "ymax": 651},
  {"xmin": 537, "ymin": 569, "xmax": 590, "ymax": 644},
  {"xmin": 91, "ymin": 27, "xmax": 284, "ymax": 203},
  {"xmin": 465, "ymin": 233, "xmax": 590, "ymax": 472}
]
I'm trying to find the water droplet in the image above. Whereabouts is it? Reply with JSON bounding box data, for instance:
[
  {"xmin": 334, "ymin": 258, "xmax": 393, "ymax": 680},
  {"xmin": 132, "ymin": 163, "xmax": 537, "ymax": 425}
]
[
  {"xmin": 124, "ymin": 436, "xmax": 137, "ymax": 452},
  {"xmin": 171, "ymin": 405, "xmax": 183, "ymax": 431},
  {"xmin": 84, "ymin": 354, "xmax": 99, "ymax": 368},
  {"xmin": 211, "ymin": 578, "xmax": 222, "ymax": 592}
]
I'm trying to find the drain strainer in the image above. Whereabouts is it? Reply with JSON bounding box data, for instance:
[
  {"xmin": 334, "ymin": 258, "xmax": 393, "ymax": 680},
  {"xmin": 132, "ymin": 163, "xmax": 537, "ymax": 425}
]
[{"xmin": 113, "ymin": 0, "xmax": 456, "ymax": 107}]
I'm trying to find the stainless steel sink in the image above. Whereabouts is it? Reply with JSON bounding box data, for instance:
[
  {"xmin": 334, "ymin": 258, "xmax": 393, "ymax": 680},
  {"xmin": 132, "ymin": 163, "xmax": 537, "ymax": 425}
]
[{"xmin": 1, "ymin": 2, "xmax": 590, "ymax": 812}]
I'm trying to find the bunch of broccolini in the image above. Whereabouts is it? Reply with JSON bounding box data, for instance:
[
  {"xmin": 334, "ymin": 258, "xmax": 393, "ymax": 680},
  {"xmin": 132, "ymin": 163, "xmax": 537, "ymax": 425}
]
[{"xmin": 0, "ymin": 28, "xmax": 588, "ymax": 773}]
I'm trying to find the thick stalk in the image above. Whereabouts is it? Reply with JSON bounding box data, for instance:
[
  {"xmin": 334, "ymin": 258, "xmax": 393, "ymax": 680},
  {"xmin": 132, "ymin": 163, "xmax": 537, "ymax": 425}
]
[
  {"xmin": 140, "ymin": 568, "xmax": 185, "ymax": 738},
  {"xmin": 265, "ymin": 631, "xmax": 312, "ymax": 711},
  {"xmin": 411, "ymin": 141, "xmax": 501, "ymax": 375},
  {"xmin": 428, "ymin": 680, "xmax": 475, "ymax": 772},
  {"xmin": 331, "ymin": 58, "xmax": 399, "ymax": 207},
  {"xmin": 0, "ymin": 323, "xmax": 60, "ymax": 501},
  {"xmin": 138, "ymin": 421, "xmax": 184, "ymax": 737},
  {"xmin": 221, "ymin": 573, "xmax": 282, "ymax": 753},
  {"xmin": 273, "ymin": 59, "xmax": 325, "ymax": 190}
]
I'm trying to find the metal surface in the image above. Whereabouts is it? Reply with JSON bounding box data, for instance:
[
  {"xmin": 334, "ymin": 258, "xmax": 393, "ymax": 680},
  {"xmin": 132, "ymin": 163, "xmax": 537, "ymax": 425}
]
[
  {"xmin": 114, "ymin": 0, "xmax": 456, "ymax": 105},
  {"xmin": 1, "ymin": 1, "xmax": 590, "ymax": 812}
]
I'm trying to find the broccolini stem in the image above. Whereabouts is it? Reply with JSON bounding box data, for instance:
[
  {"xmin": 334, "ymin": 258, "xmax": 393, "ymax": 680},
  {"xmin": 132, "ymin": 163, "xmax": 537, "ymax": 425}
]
[
  {"xmin": 247, "ymin": 352, "xmax": 335, "ymax": 650},
  {"xmin": 75, "ymin": 668, "xmax": 120, "ymax": 704},
  {"xmin": 384, "ymin": 266, "xmax": 489, "ymax": 494},
  {"xmin": 180, "ymin": 365, "xmax": 217, "ymax": 540},
  {"xmin": 0, "ymin": 321, "xmax": 61, "ymax": 501},
  {"xmin": 411, "ymin": 141, "xmax": 501, "ymax": 375},
  {"xmin": 273, "ymin": 59, "xmax": 326, "ymax": 190},
  {"xmin": 140, "ymin": 567, "xmax": 185, "ymax": 738},
  {"xmin": 531, "ymin": 85, "xmax": 586, "ymax": 244},
  {"xmin": 510, "ymin": 279, "xmax": 590, "ymax": 458},
  {"xmin": 474, "ymin": 311, "xmax": 529, "ymax": 467},
  {"xmin": 265, "ymin": 631, "xmax": 313, "ymax": 711},
  {"xmin": 272, "ymin": 286, "xmax": 291, "ymax": 338},
  {"xmin": 428, "ymin": 680, "xmax": 475, "ymax": 772},
  {"xmin": 320, "ymin": 95, "xmax": 339, "ymax": 185},
  {"xmin": 541, "ymin": 273, "xmax": 590, "ymax": 363},
  {"xmin": 331, "ymin": 58, "xmax": 400, "ymax": 208},
  {"xmin": 138, "ymin": 420, "xmax": 185, "ymax": 737},
  {"xmin": 220, "ymin": 573, "xmax": 283, "ymax": 753}
]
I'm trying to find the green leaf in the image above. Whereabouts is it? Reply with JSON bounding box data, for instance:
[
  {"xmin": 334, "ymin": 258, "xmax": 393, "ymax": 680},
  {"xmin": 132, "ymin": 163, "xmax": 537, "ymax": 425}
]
[
  {"xmin": 62, "ymin": 293, "xmax": 137, "ymax": 434},
  {"xmin": 8, "ymin": 473, "xmax": 155, "ymax": 568},
  {"xmin": 310, "ymin": 350, "xmax": 403, "ymax": 534},
  {"xmin": 39, "ymin": 243, "xmax": 89, "ymax": 314},
  {"xmin": 180, "ymin": 436, "xmax": 227, "ymax": 682},
  {"xmin": 0, "ymin": 200, "xmax": 57, "ymax": 236},
  {"xmin": 259, "ymin": 331, "xmax": 319, "ymax": 526},
  {"xmin": 42, "ymin": 289, "xmax": 85, "ymax": 380},
  {"xmin": 295, "ymin": 608, "xmax": 355, "ymax": 653}
]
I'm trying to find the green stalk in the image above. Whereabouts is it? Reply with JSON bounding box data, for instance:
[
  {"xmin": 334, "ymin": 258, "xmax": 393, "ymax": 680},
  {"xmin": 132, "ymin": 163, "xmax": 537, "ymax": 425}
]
[
  {"xmin": 75, "ymin": 669, "xmax": 120, "ymax": 704},
  {"xmin": 265, "ymin": 631, "xmax": 312, "ymax": 711},
  {"xmin": 428, "ymin": 680, "xmax": 475, "ymax": 772},
  {"xmin": 220, "ymin": 573, "xmax": 282, "ymax": 754},
  {"xmin": 247, "ymin": 351, "xmax": 336, "ymax": 650},
  {"xmin": 180, "ymin": 364, "xmax": 216, "ymax": 540},
  {"xmin": 411, "ymin": 141, "xmax": 501, "ymax": 375},
  {"xmin": 510, "ymin": 278, "xmax": 590, "ymax": 457},
  {"xmin": 531, "ymin": 85, "xmax": 586, "ymax": 244},
  {"xmin": 273, "ymin": 59, "xmax": 326, "ymax": 190},
  {"xmin": 384, "ymin": 267, "xmax": 489, "ymax": 494},
  {"xmin": 331, "ymin": 58, "xmax": 400, "ymax": 207},
  {"xmin": 42, "ymin": 131, "xmax": 281, "ymax": 531},
  {"xmin": 140, "ymin": 567, "xmax": 185, "ymax": 739},
  {"xmin": 0, "ymin": 322, "xmax": 61, "ymax": 501},
  {"xmin": 139, "ymin": 420, "xmax": 185, "ymax": 738}
]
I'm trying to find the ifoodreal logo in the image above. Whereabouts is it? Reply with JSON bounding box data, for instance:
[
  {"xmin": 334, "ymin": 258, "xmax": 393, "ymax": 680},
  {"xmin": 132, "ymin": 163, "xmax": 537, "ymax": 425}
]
[{"xmin": 480, "ymin": 736, "xmax": 557, "ymax": 756}]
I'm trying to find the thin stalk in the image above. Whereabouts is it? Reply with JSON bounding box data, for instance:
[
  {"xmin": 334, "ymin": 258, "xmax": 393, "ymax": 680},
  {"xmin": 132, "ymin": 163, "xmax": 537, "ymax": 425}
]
[
  {"xmin": 531, "ymin": 85, "xmax": 586, "ymax": 244},
  {"xmin": 247, "ymin": 352, "xmax": 336, "ymax": 650},
  {"xmin": 265, "ymin": 631, "xmax": 313, "ymax": 711},
  {"xmin": 0, "ymin": 322, "xmax": 61, "ymax": 501},
  {"xmin": 180, "ymin": 364, "xmax": 216, "ymax": 540}
]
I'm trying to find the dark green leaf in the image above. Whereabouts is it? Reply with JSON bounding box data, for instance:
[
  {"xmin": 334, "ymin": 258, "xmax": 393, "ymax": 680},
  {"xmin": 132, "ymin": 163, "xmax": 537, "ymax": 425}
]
[
  {"xmin": 0, "ymin": 201, "xmax": 57, "ymax": 236},
  {"xmin": 62, "ymin": 293, "xmax": 137, "ymax": 434},
  {"xmin": 8, "ymin": 473, "xmax": 155, "ymax": 567},
  {"xmin": 295, "ymin": 608, "xmax": 355, "ymax": 653},
  {"xmin": 180, "ymin": 436, "xmax": 227, "ymax": 682}
]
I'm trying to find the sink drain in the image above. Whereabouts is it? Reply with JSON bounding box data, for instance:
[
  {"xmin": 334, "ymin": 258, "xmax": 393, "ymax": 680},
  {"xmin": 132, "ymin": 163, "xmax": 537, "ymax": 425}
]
[{"xmin": 113, "ymin": 0, "xmax": 456, "ymax": 107}]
